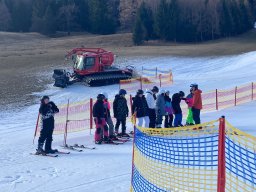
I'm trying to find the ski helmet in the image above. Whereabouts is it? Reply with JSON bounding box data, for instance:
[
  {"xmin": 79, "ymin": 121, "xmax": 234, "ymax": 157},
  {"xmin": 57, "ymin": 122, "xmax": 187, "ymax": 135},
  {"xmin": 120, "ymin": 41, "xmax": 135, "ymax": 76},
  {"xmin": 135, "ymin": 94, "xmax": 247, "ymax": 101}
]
[
  {"xmin": 97, "ymin": 94, "xmax": 105, "ymax": 100},
  {"xmin": 119, "ymin": 89, "xmax": 127, "ymax": 95},
  {"xmin": 165, "ymin": 90, "xmax": 170, "ymax": 94},
  {"xmin": 152, "ymin": 86, "xmax": 159, "ymax": 93},
  {"xmin": 137, "ymin": 89, "xmax": 144, "ymax": 95},
  {"xmin": 102, "ymin": 92, "xmax": 108, "ymax": 99},
  {"xmin": 190, "ymin": 83, "xmax": 198, "ymax": 89},
  {"xmin": 179, "ymin": 91, "xmax": 185, "ymax": 97}
]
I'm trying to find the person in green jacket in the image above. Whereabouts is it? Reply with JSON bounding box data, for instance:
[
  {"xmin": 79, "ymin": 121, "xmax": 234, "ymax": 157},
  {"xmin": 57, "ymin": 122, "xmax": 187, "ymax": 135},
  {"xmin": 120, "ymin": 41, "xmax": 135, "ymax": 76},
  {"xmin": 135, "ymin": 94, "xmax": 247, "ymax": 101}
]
[{"xmin": 185, "ymin": 89, "xmax": 194, "ymax": 125}]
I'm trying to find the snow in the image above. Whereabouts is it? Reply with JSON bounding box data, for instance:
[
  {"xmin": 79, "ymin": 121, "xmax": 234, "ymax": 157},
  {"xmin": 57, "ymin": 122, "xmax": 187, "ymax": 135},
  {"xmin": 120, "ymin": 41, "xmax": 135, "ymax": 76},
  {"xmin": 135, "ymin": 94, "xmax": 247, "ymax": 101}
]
[{"xmin": 1, "ymin": 51, "xmax": 256, "ymax": 192}]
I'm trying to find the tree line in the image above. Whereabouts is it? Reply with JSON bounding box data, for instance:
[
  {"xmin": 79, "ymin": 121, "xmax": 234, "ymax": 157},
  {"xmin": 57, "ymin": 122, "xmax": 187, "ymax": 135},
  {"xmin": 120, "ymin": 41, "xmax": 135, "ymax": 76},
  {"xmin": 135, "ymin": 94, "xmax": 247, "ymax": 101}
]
[
  {"xmin": 0, "ymin": 0, "xmax": 119, "ymax": 36},
  {"xmin": 133, "ymin": 0, "xmax": 256, "ymax": 45},
  {"xmin": 0, "ymin": 0, "xmax": 255, "ymax": 44}
]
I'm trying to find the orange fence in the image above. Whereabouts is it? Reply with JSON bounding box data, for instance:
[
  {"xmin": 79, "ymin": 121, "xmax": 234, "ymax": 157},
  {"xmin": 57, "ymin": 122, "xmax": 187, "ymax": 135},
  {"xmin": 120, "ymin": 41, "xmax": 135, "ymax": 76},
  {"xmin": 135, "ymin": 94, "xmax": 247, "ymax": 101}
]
[
  {"xmin": 34, "ymin": 82, "xmax": 256, "ymax": 144},
  {"xmin": 181, "ymin": 82, "xmax": 256, "ymax": 118},
  {"xmin": 119, "ymin": 68, "xmax": 173, "ymax": 93}
]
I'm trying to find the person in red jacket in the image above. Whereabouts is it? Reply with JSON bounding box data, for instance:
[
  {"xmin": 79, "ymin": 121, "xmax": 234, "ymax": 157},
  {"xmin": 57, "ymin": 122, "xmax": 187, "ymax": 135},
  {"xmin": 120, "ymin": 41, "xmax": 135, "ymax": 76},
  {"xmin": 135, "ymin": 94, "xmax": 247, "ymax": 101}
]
[{"xmin": 191, "ymin": 84, "xmax": 202, "ymax": 124}]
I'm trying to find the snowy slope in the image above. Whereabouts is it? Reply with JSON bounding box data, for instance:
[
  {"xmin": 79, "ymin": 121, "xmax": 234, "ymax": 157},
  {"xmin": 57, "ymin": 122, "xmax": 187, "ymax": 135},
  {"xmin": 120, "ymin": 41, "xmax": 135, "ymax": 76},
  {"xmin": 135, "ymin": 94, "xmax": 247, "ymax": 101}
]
[{"xmin": 1, "ymin": 51, "xmax": 256, "ymax": 192}]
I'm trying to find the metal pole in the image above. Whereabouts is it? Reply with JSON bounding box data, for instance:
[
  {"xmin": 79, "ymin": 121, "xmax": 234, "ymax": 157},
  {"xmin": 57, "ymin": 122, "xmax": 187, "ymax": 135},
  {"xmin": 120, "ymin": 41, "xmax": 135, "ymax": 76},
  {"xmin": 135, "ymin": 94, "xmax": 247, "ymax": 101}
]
[
  {"xmin": 33, "ymin": 112, "xmax": 40, "ymax": 144},
  {"xmin": 217, "ymin": 116, "xmax": 226, "ymax": 192},
  {"xmin": 216, "ymin": 89, "xmax": 218, "ymax": 110},
  {"xmin": 64, "ymin": 99, "xmax": 70, "ymax": 146}
]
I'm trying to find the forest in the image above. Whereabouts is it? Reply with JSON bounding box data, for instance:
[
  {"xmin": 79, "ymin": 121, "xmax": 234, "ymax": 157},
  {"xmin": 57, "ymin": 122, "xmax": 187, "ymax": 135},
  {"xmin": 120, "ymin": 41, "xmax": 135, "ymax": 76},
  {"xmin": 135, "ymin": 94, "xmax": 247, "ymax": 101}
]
[{"xmin": 0, "ymin": 0, "xmax": 255, "ymax": 44}]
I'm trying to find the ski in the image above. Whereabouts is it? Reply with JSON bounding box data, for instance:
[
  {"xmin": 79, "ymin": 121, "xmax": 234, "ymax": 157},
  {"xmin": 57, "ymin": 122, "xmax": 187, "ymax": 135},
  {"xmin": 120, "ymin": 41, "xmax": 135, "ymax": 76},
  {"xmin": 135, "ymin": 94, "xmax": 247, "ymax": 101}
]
[
  {"xmin": 61, "ymin": 145, "xmax": 83, "ymax": 152},
  {"xmin": 56, "ymin": 151, "xmax": 70, "ymax": 154},
  {"xmin": 117, "ymin": 138, "xmax": 131, "ymax": 142},
  {"xmin": 102, "ymin": 141, "xmax": 120, "ymax": 145},
  {"xmin": 72, "ymin": 144, "xmax": 96, "ymax": 150},
  {"xmin": 30, "ymin": 152, "xmax": 58, "ymax": 158}
]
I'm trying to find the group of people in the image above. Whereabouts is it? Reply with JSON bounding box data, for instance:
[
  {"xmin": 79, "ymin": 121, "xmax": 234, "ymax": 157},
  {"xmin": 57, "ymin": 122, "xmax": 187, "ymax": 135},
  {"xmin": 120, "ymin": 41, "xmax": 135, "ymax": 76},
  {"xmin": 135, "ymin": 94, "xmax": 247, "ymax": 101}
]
[
  {"xmin": 131, "ymin": 84, "xmax": 202, "ymax": 128},
  {"xmin": 36, "ymin": 83, "xmax": 202, "ymax": 154}
]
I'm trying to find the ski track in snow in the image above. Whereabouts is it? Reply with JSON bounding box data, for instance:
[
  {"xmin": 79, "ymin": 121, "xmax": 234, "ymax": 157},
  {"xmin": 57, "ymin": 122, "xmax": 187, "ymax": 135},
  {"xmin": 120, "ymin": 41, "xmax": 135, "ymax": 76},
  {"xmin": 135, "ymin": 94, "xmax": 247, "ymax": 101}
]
[{"xmin": 0, "ymin": 51, "xmax": 256, "ymax": 192}]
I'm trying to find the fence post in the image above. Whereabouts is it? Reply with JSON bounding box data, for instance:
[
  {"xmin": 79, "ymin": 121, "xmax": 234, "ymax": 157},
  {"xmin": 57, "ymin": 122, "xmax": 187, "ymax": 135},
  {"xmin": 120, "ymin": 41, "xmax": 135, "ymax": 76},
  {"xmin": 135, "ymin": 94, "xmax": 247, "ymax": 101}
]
[
  {"xmin": 130, "ymin": 94, "xmax": 133, "ymax": 116},
  {"xmin": 235, "ymin": 86, "xmax": 237, "ymax": 106},
  {"xmin": 130, "ymin": 126, "xmax": 136, "ymax": 190},
  {"xmin": 159, "ymin": 74, "xmax": 162, "ymax": 88},
  {"xmin": 140, "ymin": 76, "xmax": 142, "ymax": 90},
  {"xmin": 33, "ymin": 112, "xmax": 40, "ymax": 144},
  {"xmin": 217, "ymin": 116, "xmax": 226, "ymax": 192},
  {"xmin": 216, "ymin": 89, "xmax": 219, "ymax": 110},
  {"xmin": 252, "ymin": 82, "xmax": 254, "ymax": 101},
  {"xmin": 64, "ymin": 99, "xmax": 70, "ymax": 146},
  {"xmin": 90, "ymin": 98, "xmax": 93, "ymax": 135}
]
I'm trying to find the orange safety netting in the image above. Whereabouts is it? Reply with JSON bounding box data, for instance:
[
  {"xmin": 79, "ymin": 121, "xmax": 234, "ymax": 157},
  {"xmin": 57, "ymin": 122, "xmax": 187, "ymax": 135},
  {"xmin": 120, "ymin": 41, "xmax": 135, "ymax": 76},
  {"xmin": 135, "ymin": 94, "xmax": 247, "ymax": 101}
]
[{"xmin": 35, "ymin": 82, "xmax": 256, "ymax": 137}]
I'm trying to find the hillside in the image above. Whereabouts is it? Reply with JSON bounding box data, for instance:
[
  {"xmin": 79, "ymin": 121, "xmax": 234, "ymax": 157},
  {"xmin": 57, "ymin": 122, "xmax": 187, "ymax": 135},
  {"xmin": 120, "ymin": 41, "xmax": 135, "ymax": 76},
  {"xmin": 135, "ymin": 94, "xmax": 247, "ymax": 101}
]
[{"xmin": 0, "ymin": 30, "xmax": 256, "ymax": 112}]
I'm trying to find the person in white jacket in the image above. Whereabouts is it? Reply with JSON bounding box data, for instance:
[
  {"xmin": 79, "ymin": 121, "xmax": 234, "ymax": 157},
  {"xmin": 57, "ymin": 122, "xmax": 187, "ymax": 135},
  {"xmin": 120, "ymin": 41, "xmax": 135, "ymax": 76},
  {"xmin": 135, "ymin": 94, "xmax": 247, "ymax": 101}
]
[{"xmin": 145, "ymin": 86, "xmax": 159, "ymax": 128}]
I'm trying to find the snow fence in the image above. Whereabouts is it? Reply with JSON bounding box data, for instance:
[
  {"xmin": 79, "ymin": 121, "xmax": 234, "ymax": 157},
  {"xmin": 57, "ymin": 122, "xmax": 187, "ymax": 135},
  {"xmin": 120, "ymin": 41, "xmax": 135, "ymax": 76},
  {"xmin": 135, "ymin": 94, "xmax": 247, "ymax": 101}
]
[
  {"xmin": 34, "ymin": 82, "xmax": 256, "ymax": 143},
  {"xmin": 119, "ymin": 68, "xmax": 173, "ymax": 94},
  {"xmin": 130, "ymin": 117, "xmax": 256, "ymax": 192}
]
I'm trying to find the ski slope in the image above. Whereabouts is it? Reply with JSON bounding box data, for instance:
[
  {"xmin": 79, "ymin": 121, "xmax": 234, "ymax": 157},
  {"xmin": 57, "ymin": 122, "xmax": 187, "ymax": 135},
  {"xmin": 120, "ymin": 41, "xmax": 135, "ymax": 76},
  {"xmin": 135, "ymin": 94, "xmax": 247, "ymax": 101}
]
[{"xmin": 0, "ymin": 51, "xmax": 256, "ymax": 192}]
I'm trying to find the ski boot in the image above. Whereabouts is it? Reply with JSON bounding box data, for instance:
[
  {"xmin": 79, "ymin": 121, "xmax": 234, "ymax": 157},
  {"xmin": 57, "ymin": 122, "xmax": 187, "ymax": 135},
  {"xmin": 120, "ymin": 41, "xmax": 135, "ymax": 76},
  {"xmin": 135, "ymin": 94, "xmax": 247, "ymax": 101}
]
[
  {"xmin": 110, "ymin": 135, "xmax": 119, "ymax": 141},
  {"xmin": 122, "ymin": 133, "xmax": 130, "ymax": 138},
  {"xmin": 95, "ymin": 140, "xmax": 102, "ymax": 145},
  {"xmin": 103, "ymin": 137, "xmax": 113, "ymax": 144},
  {"xmin": 36, "ymin": 143, "xmax": 46, "ymax": 155},
  {"xmin": 45, "ymin": 149, "xmax": 58, "ymax": 154}
]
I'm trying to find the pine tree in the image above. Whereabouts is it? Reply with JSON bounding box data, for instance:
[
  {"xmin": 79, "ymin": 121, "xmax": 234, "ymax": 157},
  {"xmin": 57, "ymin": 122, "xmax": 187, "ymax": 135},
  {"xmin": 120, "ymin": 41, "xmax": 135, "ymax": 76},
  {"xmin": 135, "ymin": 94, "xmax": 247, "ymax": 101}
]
[
  {"xmin": 11, "ymin": 1, "xmax": 32, "ymax": 32},
  {"xmin": 138, "ymin": 2, "xmax": 154, "ymax": 40},
  {"xmin": 0, "ymin": 0, "xmax": 11, "ymax": 31},
  {"xmin": 42, "ymin": 4, "xmax": 56, "ymax": 35},
  {"xmin": 156, "ymin": 0, "xmax": 168, "ymax": 40},
  {"xmin": 30, "ymin": 0, "xmax": 47, "ymax": 33},
  {"xmin": 133, "ymin": 17, "xmax": 145, "ymax": 45}
]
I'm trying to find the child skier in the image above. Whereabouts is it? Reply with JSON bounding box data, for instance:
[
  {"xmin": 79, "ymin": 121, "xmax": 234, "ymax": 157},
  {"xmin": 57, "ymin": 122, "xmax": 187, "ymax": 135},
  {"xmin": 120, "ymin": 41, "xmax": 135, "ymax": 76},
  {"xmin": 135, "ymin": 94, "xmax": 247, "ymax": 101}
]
[
  {"xmin": 102, "ymin": 92, "xmax": 117, "ymax": 141},
  {"xmin": 164, "ymin": 91, "xmax": 174, "ymax": 128},
  {"xmin": 113, "ymin": 89, "xmax": 129, "ymax": 137},
  {"xmin": 93, "ymin": 94, "xmax": 110, "ymax": 144},
  {"xmin": 172, "ymin": 91, "xmax": 185, "ymax": 127},
  {"xmin": 146, "ymin": 86, "xmax": 159, "ymax": 128},
  {"xmin": 185, "ymin": 88, "xmax": 194, "ymax": 125},
  {"xmin": 37, "ymin": 96, "xmax": 59, "ymax": 154},
  {"xmin": 132, "ymin": 89, "xmax": 149, "ymax": 127},
  {"xmin": 155, "ymin": 89, "xmax": 166, "ymax": 128}
]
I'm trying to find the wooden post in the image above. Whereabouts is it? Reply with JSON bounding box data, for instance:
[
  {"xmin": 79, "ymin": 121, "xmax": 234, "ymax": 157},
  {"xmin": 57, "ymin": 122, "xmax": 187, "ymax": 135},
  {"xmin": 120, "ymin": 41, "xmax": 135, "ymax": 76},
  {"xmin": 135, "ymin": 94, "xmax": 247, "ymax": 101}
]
[
  {"xmin": 140, "ymin": 76, "xmax": 142, "ymax": 90},
  {"xmin": 217, "ymin": 116, "xmax": 226, "ymax": 192},
  {"xmin": 252, "ymin": 82, "xmax": 254, "ymax": 101},
  {"xmin": 90, "ymin": 98, "xmax": 93, "ymax": 135},
  {"xmin": 235, "ymin": 86, "xmax": 237, "ymax": 106},
  {"xmin": 64, "ymin": 99, "xmax": 70, "ymax": 146},
  {"xmin": 159, "ymin": 74, "xmax": 162, "ymax": 88},
  {"xmin": 130, "ymin": 125, "xmax": 136, "ymax": 190},
  {"xmin": 33, "ymin": 112, "xmax": 40, "ymax": 144},
  {"xmin": 130, "ymin": 94, "xmax": 133, "ymax": 116},
  {"xmin": 216, "ymin": 89, "xmax": 219, "ymax": 110}
]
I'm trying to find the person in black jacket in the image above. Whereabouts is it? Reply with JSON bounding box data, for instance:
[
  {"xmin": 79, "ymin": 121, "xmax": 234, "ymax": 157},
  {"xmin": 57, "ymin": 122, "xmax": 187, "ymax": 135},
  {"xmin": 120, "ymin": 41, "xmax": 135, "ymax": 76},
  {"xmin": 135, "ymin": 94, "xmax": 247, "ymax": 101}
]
[
  {"xmin": 113, "ymin": 89, "xmax": 129, "ymax": 137},
  {"xmin": 37, "ymin": 96, "xmax": 59, "ymax": 154},
  {"xmin": 172, "ymin": 91, "xmax": 185, "ymax": 127},
  {"xmin": 132, "ymin": 89, "xmax": 149, "ymax": 127},
  {"xmin": 93, "ymin": 94, "xmax": 110, "ymax": 144}
]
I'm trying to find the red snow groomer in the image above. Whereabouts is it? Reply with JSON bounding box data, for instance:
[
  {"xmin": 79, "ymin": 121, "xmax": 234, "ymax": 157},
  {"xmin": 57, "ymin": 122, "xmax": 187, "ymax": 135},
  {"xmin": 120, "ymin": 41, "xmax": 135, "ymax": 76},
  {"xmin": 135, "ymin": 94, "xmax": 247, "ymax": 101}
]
[{"xmin": 53, "ymin": 48, "xmax": 134, "ymax": 87}]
